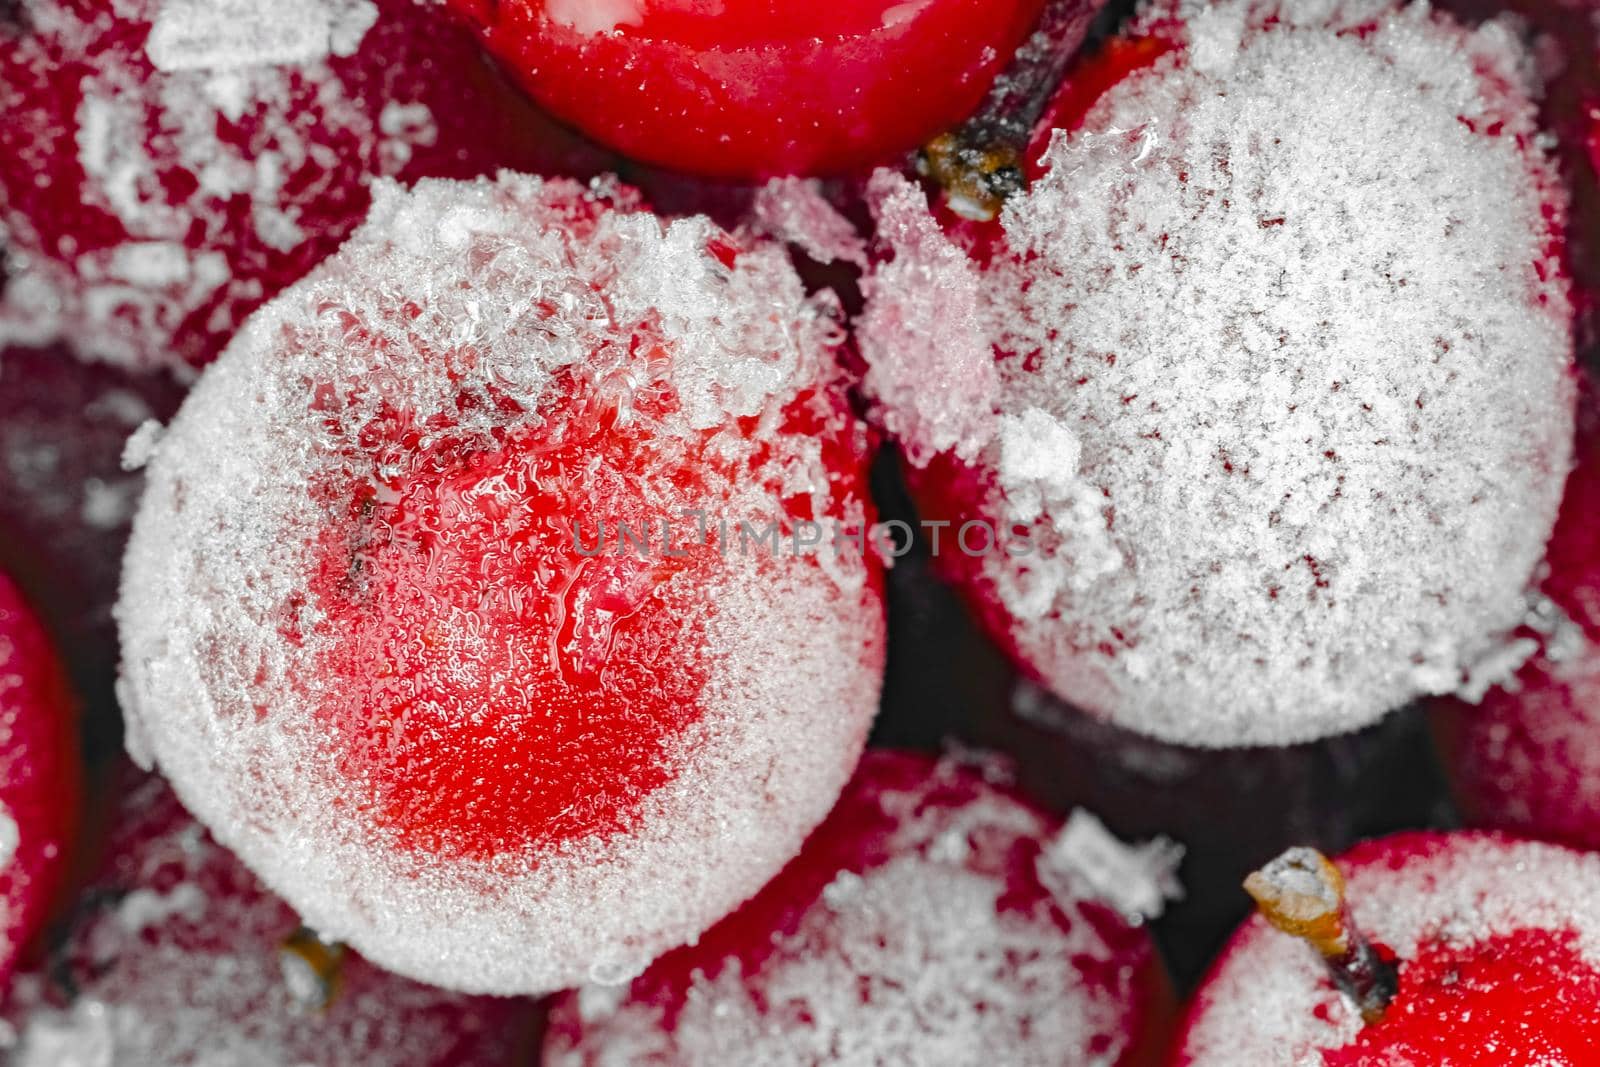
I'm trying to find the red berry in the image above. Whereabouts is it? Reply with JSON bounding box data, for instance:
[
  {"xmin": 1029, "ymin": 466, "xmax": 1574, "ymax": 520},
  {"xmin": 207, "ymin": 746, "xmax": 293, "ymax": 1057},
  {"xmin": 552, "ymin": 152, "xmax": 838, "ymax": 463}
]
[
  {"xmin": 544, "ymin": 751, "xmax": 1174, "ymax": 1066},
  {"xmin": 2, "ymin": 772, "xmax": 536, "ymax": 1065},
  {"xmin": 859, "ymin": 0, "xmax": 1575, "ymax": 746},
  {"xmin": 0, "ymin": 0, "xmax": 604, "ymax": 374},
  {"xmin": 117, "ymin": 174, "xmax": 886, "ymax": 994},
  {"xmin": 0, "ymin": 569, "xmax": 79, "ymax": 985},
  {"xmin": 444, "ymin": 0, "xmax": 1049, "ymax": 179},
  {"xmin": 1177, "ymin": 833, "xmax": 1600, "ymax": 1066}
]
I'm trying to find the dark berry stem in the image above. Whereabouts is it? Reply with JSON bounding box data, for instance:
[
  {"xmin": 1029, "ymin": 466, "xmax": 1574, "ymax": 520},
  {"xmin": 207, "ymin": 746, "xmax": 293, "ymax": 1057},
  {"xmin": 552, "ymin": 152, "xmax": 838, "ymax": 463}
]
[
  {"xmin": 918, "ymin": 0, "xmax": 1105, "ymax": 218},
  {"xmin": 1244, "ymin": 847, "xmax": 1399, "ymax": 1025}
]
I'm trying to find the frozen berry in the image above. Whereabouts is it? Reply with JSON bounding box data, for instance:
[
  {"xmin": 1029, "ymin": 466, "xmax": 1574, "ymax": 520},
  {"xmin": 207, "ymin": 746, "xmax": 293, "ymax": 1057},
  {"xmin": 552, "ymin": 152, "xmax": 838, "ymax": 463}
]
[
  {"xmin": 544, "ymin": 751, "xmax": 1175, "ymax": 1066},
  {"xmin": 116, "ymin": 174, "xmax": 886, "ymax": 994},
  {"xmin": 0, "ymin": 0, "xmax": 605, "ymax": 374},
  {"xmin": 859, "ymin": 0, "xmax": 1575, "ymax": 747},
  {"xmin": 0, "ymin": 569, "xmax": 78, "ymax": 985},
  {"xmin": 1432, "ymin": 381, "xmax": 1600, "ymax": 849},
  {"xmin": 1176, "ymin": 834, "xmax": 1600, "ymax": 1065},
  {"xmin": 444, "ymin": 0, "xmax": 1053, "ymax": 180},
  {"xmin": 0, "ymin": 344, "xmax": 184, "ymax": 719},
  {"xmin": 2, "ymin": 771, "xmax": 536, "ymax": 1065}
]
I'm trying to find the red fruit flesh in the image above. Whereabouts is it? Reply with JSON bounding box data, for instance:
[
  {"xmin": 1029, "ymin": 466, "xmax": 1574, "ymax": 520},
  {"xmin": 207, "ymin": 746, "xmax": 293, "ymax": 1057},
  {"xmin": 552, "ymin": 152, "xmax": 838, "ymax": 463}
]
[
  {"xmin": 0, "ymin": 570, "xmax": 79, "ymax": 983},
  {"xmin": 1322, "ymin": 927, "xmax": 1600, "ymax": 1066},
  {"xmin": 447, "ymin": 0, "xmax": 1048, "ymax": 179}
]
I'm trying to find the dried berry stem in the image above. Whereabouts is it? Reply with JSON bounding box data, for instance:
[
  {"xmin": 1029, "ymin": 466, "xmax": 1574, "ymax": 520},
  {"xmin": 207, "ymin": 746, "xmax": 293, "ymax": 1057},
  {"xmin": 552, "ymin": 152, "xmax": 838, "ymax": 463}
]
[
  {"xmin": 919, "ymin": 0, "xmax": 1104, "ymax": 218},
  {"xmin": 1244, "ymin": 847, "xmax": 1397, "ymax": 1024}
]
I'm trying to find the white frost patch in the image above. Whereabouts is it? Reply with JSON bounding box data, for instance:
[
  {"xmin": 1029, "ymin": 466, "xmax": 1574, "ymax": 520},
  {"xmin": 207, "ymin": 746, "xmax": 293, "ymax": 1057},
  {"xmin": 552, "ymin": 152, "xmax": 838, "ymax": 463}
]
[
  {"xmin": 0, "ymin": 807, "xmax": 19, "ymax": 872},
  {"xmin": 1039, "ymin": 810, "xmax": 1184, "ymax": 923},
  {"xmin": 544, "ymin": 0, "xmax": 645, "ymax": 35},
  {"xmin": 146, "ymin": 0, "xmax": 379, "ymax": 72}
]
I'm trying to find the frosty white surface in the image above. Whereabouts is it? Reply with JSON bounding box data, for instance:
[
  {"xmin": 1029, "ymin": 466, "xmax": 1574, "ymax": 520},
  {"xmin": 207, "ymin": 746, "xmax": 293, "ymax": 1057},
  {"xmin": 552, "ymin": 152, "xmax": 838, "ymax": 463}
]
[
  {"xmin": 860, "ymin": 0, "xmax": 1575, "ymax": 746},
  {"xmin": 549, "ymin": 762, "xmax": 1152, "ymax": 1067},
  {"xmin": 116, "ymin": 173, "xmax": 883, "ymax": 994}
]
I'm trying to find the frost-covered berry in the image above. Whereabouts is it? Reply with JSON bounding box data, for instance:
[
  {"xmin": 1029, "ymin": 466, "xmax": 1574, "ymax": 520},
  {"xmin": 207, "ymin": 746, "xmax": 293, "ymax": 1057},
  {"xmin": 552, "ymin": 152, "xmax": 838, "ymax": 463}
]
[
  {"xmin": 0, "ymin": 344, "xmax": 184, "ymax": 710},
  {"xmin": 860, "ymin": 0, "xmax": 1576, "ymax": 747},
  {"xmin": 0, "ymin": 0, "xmax": 599, "ymax": 374},
  {"xmin": 1176, "ymin": 833, "xmax": 1600, "ymax": 1065},
  {"xmin": 1433, "ymin": 382, "xmax": 1600, "ymax": 850},
  {"xmin": 116, "ymin": 173, "xmax": 886, "ymax": 995},
  {"xmin": 444, "ymin": 0, "xmax": 1054, "ymax": 180},
  {"xmin": 544, "ymin": 750, "xmax": 1175, "ymax": 1067},
  {"xmin": 0, "ymin": 569, "xmax": 78, "ymax": 986},
  {"xmin": 2, "ymin": 772, "xmax": 536, "ymax": 1066}
]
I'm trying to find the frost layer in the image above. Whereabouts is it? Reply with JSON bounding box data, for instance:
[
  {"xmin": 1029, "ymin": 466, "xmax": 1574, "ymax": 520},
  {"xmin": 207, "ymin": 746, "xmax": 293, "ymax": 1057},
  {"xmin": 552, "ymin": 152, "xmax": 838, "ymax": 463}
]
[
  {"xmin": 860, "ymin": 0, "xmax": 1576, "ymax": 746},
  {"xmin": 116, "ymin": 174, "xmax": 885, "ymax": 995},
  {"xmin": 544, "ymin": 751, "xmax": 1165, "ymax": 1067}
]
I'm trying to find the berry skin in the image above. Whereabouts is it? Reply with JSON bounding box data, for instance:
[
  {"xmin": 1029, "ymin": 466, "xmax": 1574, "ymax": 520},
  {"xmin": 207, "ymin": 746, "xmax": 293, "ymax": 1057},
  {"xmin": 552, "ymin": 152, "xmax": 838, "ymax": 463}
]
[
  {"xmin": 444, "ymin": 0, "xmax": 1049, "ymax": 179},
  {"xmin": 116, "ymin": 173, "xmax": 886, "ymax": 995},
  {"xmin": 543, "ymin": 751, "xmax": 1173, "ymax": 1067},
  {"xmin": 0, "ymin": 569, "xmax": 79, "ymax": 986},
  {"xmin": 1176, "ymin": 833, "xmax": 1600, "ymax": 1067},
  {"xmin": 0, "ymin": 0, "xmax": 605, "ymax": 374},
  {"xmin": 2, "ymin": 772, "xmax": 537, "ymax": 1066},
  {"xmin": 859, "ymin": 0, "xmax": 1575, "ymax": 747}
]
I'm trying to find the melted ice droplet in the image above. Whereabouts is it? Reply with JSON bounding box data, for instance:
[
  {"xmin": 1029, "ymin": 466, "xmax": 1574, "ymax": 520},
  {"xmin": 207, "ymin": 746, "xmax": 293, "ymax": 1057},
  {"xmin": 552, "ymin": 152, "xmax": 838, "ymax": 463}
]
[{"xmin": 1039, "ymin": 811, "xmax": 1184, "ymax": 923}]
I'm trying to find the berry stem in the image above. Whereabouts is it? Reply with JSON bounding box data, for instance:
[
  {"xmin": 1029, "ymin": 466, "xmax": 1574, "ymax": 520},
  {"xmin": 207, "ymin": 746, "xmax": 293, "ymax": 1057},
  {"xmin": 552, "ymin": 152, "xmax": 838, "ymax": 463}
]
[
  {"xmin": 280, "ymin": 926, "xmax": 347, "ymax": 1011},
  {"xmin": 918, "ymin": 0, "xmax": 1104, "ymax": 219},
  {"xmin": 1244, "ymin": 847, "xmax": 1398, "ymax": 1025}
]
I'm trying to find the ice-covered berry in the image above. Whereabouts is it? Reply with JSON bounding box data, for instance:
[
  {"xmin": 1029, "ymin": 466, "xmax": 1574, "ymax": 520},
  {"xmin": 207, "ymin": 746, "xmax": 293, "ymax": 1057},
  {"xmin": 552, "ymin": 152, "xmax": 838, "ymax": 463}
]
[
  {"xmin": 0, "ymin": 568, "xmax": 79, "ymax": 986},
  {"xmin": 1, "ymin": 771, "xmax": 536, "ymax": 1065},
  {"xmin": 544, "ymin": 750, "xmax": 1174, "ymax": 1066},
  {"xmin": 444, "ymin": 0, "xmax": 1053, "ymax": 180},
  {"xmin": 860, "ymin": 0, "xmax": 1575, "ymax": 747},
  {"xmin": 0, "ymin": 0, "xmax": 604, "ymax": 374},
  {"xmin": 116, "ymin": 173, "xmax": 886, "ymax": 994},
  {"xmin": 1176, "ymin": 833, "xmax": 1600, "ymax": 1066}
]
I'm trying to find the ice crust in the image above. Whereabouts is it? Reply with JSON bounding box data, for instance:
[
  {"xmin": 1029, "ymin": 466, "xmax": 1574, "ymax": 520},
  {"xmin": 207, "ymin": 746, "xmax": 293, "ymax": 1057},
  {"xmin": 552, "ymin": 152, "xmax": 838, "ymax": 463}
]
[
  {"xmin": 115, "ymin": 173, "xmax": 884, "ymax": 995},
  {"xmin": 860, "ymin": 0, "xmax": 1576, "ymax": 746},
  {"xmin": 1178, "ymin": 833, "xmax": 1600, "ymax": 1065},
  {"xmin": 546, "ymin": 753, "xmax": 1158, "ymax": 1066},
  {"xmin": 0, "ymin": 0, "xmax": 447, "ymax": 372},
  {"xmin": 1, "ymin": 774, "xmax": 531, "ymax": 1066}
]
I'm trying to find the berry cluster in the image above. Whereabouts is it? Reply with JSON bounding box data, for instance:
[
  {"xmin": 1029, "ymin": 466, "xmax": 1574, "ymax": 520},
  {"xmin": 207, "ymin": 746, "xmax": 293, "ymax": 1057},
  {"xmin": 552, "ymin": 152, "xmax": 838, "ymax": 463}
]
[{"xmin": 1, "ymin": 0, "xmax": 1598, "ymax": 1062}]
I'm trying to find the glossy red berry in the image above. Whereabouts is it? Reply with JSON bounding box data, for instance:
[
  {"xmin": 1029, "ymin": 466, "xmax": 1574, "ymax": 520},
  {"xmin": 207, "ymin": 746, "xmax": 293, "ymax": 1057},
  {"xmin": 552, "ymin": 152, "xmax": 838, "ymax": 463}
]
[
  {"xmin": 445, "ymin": 0, "xmax": 1049, "ymax": 179},
  {"xmin": 545, "ymin": 750, "xmax": 1174, "ymax": 1066},
  {"xmin": 0, "ymin": 569, "xmax": 79, "ymax": 986}
]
